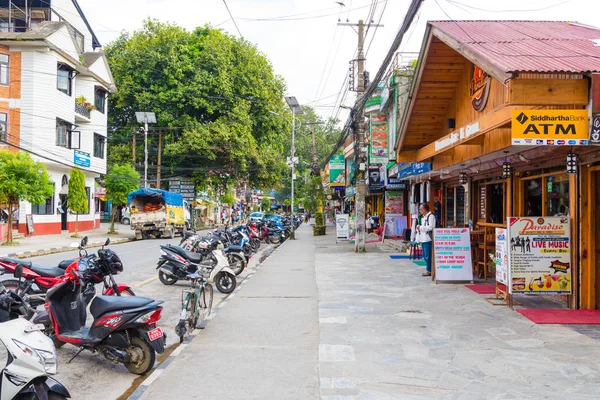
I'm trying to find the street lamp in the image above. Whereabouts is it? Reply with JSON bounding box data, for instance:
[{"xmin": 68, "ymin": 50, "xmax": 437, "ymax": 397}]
[{"xmin": 135, "ymin": 112, "xmax": 157, "ymax": 188}]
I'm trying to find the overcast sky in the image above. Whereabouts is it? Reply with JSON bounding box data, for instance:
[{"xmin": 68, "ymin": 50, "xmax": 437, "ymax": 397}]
[{"xmin": 78, "ymin": 0, "xmax": 598, "ymax": 122}]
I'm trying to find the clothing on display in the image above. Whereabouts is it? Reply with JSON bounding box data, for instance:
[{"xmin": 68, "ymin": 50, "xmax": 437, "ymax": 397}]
[{"xmin": 425, "ymin": 181, "xmax": 430, "ymax": 202}]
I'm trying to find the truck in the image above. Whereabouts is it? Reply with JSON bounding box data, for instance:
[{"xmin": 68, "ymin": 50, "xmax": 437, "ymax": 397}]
[{"xmin": 127, "ymin": 188, "xmax": 191, "ymax": 240}]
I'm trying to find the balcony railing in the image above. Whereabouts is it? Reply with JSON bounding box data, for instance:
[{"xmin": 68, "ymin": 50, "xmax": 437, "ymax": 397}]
[{"xmin": 75, "ymin": 102, "xmax": 91, "ymax": 119}]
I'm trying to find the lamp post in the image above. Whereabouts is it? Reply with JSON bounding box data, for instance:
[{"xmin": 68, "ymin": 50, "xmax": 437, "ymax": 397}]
[
  {"xmin": 135, "ymin": 112, "xmax": 157, "ymax": 188},
  {"xmin": 285, "ymin": 97, "xmax": 304, "ymax": 239}
]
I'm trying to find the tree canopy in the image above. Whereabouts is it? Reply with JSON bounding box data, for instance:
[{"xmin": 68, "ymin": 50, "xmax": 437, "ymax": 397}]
[
  {"xmin": 106, "ymin": 20, "xmax": 289, "ymax": 191},
  {"xmin": 68, "ymin": 169, "xmax": 88, "ymax": 236},
  {"xmin": 0, "ymin": 151, "xmax": 54, "ymax": 243},
  {"xmin": 105, "ymin": 164, "xmax": 140, "ymax": 233}
]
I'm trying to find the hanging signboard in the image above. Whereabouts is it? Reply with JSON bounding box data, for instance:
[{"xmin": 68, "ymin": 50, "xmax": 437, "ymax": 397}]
[
  {"xmin": 73, "ymin": 150, "xmax": 90, "ymax": 168},
  {"xmin": 369, "ymin": 114, "xmax": 388, "ymax": 165},
  {"xmin": 495, "ymin": 228, "xmax": 509, "ymax": 286},
  {"xmin": 434, "ymin": 228, "xmax": 474, "ymax": 281},
  {"xmin": 511, "ymin": 110, "xmax": 589, "ymax": 146},
  {"xmin": 591, "ymin": 113, "xmax": 600, "ymax": 144},
  {"xmin": 329, "ymin": 154, "xmax": 345, "ymax": 187},
  {"xmin": 508, "ymin": 216, "xmax": 571, "ymax": 294},
  {"xmin": 336, "ymin": 213, "xmax": 349, "ymax": 241},
  {"xmin": 367, "ymin": 166, "xmax": 384, "ymax": 194}
]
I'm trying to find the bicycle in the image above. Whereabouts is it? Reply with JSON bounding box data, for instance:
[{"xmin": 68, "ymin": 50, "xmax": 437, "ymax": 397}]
[{"xmin": 175, "ymin": 271, "xmax": 214, "ymax": 343}]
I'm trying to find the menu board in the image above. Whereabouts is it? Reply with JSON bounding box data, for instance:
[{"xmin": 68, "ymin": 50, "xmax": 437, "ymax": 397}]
[
  {"xmin": 434, "ymin": 228, "xmax": 474, "ymax": 281},
  {"xmin": 480, "ymin": 186, "xmax": 486, "ymax": 221},
  {"xmin": 369, "ymin": 114, "xmax": 389, "ymax": 165},
  {"xmin": 495, "ymin": 228, "xmax": 509, "ymax": 285},
  {"xmin": 508, "ymin": 216, "xmax": 571, "ymax": 294},
  {"xmin": 385, "ymin": 192, "xmax": 403, "ymax": 215}
]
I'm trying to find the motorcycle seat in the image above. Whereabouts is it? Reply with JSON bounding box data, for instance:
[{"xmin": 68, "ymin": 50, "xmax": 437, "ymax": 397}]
[
  {"xmin": 166, "ymin": 245, "xmax": 204, "ymax": 263},
  {"xmin": 58, "ymin": 259, "xmax": 75, "ymax": 270},
  {"xmin": 29, "ymin": 265, "xmax": 65, "ymax": 277},
  {"xmin": 90, "ymin": 295, "xmax": 154, "ymax": 319},
  {"xmin": 225, "ymin": 245, "xmax": 243, "ymax": 252},
  {"xmin": 0, "ymin": 257, "xmax": 32, "ymax": 268}
]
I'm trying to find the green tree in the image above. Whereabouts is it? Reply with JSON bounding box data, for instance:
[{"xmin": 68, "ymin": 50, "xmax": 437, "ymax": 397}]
[
  {"xmin": 68, "ymin": 169, "xmax": 88, "ymax": 237},
  {"xmin": 0, "ymin": 151, "xmax": 54, "ymax": 243},
  {"xmin": 105, "ymin": 164, "xmax": 140, "ymax": 234},
  {"xmin": 261, "ymin": 196, "xmax": 270, "ymax": 212},
  {"xmin": 105, "ymin": 20, "xmax": 288, "ymax": 191}
]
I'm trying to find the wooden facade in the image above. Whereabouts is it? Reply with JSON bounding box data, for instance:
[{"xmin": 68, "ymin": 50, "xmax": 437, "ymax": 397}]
[{"xmin": 395, "ymin": 28, "xmax": 600, "ymax": 309}]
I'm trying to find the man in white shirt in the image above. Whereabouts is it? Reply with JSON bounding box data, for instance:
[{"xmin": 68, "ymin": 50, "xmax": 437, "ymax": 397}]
[{"xmin": 417, "ymin": 203, "xmax": 436, "ymax": 277}]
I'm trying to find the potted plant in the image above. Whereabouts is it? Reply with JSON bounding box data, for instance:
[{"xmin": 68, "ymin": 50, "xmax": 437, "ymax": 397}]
[{"xmin": 75, "ymin": 95, "xmax": 96, "ymax": 112}]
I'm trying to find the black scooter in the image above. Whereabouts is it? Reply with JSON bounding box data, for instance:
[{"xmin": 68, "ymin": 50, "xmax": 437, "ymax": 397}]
[{"xmin": 33, "ymin": 260, "xmax": 166, "ymax": 375}]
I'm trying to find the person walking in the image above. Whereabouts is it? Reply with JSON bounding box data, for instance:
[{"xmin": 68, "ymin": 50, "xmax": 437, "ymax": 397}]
[{"xmin": 417, "ymin": 203, "xmax": 436, "ymax": 277}]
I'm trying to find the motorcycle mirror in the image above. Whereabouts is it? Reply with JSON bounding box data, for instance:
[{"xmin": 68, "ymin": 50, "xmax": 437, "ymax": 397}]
[
  {"xmin": 104, "ymin": 238, "xmax": 111, "ymax": 246},
  {"xmin": 14, "ymin": 264, "xmax": 23, "ymax": 280},
  {"xmin": 81, "ymin": 236, "xmax": 89, "ymax": 247}
]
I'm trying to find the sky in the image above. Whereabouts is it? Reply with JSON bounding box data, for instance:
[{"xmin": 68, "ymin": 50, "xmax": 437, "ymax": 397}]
[{"xmin": 78, "ymin": 0, "xmax": 600, "ymax": 123}]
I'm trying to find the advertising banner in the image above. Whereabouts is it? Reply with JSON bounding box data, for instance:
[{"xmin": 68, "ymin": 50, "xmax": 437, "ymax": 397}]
[
  {"xmin": 508, "ymin": 216, "xmax": 571, "ymax": 294},
  {"xmin": 367, "ymin": 166, "xmax": 384, "ymax": 194},
  {"xmin": 369, "ymin": 114, "xmax": 389, "ymax": 165},
  {"xmin": 336, "ymin": 214, "xmax": 349, "ymax": 240},
  {"xmin": 495, "ymin": 228, "xmax": 509, "ymax": 286},
  {"xmin": 511, "ymin": 110, "xmax": 589, "ymax": 146},
  {"xmin": 329, "ymin": 154, "xmax": 346, "ymax": 187},
  {"xmin": 434, "ymin": 228, "xmax": 474, "ymax": 281},
  {"xmin": 385, "ymin": 191, "xmax": 403, "ymax": 215},
  {"xmin": 74, "ymin": 150, "xmax": 91, "ymax": 168}
]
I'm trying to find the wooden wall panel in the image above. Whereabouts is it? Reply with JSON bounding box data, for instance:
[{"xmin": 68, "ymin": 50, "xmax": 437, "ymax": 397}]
[{"xmin": 510, "ymin": 79, "xmax": 588, "ymax": 105}]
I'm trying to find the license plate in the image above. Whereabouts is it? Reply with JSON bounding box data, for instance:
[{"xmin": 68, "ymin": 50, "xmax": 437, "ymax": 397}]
[{"xmin": 148, "ymin": 327, "xmax": 163, "ymax": 341}]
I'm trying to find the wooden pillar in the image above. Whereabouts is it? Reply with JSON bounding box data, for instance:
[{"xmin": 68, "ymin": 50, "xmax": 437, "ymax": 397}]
[
  {"xmin": 506, "ymin": 176, "xmax": 512, "ymax": 220},
  {"xmin": 569, "ymin": 171, "xmax": 579, "ymax": 309},
  {"xmin": 579, "ymin": 165, "xmax": 594, "ymax": 309}
]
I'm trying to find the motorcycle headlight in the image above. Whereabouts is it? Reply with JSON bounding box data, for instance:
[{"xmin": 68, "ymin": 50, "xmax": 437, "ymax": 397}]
[{"xmin": 13, "ymin": 339, "xmax": 58, "ymax": 375}]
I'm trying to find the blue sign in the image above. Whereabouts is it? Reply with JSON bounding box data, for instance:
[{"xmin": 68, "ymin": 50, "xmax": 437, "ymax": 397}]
[
  {"xmin": 386, "ymin": 178, "xmax": 406, "ymax": 190},
  {"xmin": 391, "ymin": 162, "xmax": 432, "ymax": 179},
  {"xmin": 74, "ymin": 150, "xmax": 91, "ymax": 168}
]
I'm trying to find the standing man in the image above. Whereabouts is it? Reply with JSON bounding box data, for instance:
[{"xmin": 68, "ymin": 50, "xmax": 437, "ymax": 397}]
[{"xmin": 417, "ymin": 203, "xmax": 436, "ymax": 277}]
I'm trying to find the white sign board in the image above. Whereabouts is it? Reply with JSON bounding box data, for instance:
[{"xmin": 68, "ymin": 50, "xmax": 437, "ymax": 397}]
[
  {"xmin": 434, "ymin": 228, "xmax": 474, "ymax": 281},
  {"xmin": 495, "ymin": 228, "xmax": 509, "ymax": 286},
  {"xmin": 508, "ymin": 216, "xmax": 571, "ymax": 294},
  {"xmin": 336, "ymin": 214, "xmax": 349, "ymax": 240}
]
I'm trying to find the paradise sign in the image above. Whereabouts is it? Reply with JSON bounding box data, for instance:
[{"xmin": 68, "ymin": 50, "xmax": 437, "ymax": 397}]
[{"xmin": 508, "ymin": 217, "xmax": 571, "ymax": 294}]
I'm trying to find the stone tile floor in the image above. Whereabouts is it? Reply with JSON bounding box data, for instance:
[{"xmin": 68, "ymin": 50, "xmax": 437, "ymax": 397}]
[{"xmin": 315, "ymin": 238, "xmax": 600, "ymax": 400}]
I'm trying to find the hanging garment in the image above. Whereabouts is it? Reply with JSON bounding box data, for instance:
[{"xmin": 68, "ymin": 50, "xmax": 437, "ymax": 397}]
[
  {"xmin": 425, "ymin": 181, "xmax": 431, "ymax": 202},
  {"xmin": 419, "ymin": 183, "xmax": 425, "ymax": 204},
  {"xmin": 410, "ymin": 217, "xmax": 418, "ymax": 242},
  {"xmin": 411, "ymin": 184, "xmax": 416, "ymax": 203}
]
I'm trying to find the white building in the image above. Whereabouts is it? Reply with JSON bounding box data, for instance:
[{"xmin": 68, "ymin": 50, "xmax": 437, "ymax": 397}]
[{"xmin": 0, "ymin": 0, "xmax": 116, "ymax": 235}]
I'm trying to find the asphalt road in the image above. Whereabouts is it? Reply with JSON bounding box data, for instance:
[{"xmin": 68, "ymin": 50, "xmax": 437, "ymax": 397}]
[{"xmin": 0, "ymin": 229, "xmax": 275, "ymax": 400}]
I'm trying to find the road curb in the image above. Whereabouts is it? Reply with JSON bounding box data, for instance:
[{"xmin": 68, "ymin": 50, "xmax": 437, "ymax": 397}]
[
  {"xmin": 1, "ymin": 237, "xmax": 135, "ymax": 259},
  {"xmin": 126, "ymin": 238, "xmax": 287, "ymax": 400}
]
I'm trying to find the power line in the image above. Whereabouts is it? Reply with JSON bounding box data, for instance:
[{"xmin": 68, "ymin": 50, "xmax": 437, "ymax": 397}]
[
  {"xmin": 222, "ymin": 0, "xmax": 243, "ymax": 38},
  {"xmin": 445, "ymin": 0, "xmax": 573, "ymax": 13}
]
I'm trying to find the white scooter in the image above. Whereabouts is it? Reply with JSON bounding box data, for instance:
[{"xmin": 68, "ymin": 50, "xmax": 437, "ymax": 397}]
[{"xmin": 0, "ymin": 266, "xmax": 70, "ymax": 399}]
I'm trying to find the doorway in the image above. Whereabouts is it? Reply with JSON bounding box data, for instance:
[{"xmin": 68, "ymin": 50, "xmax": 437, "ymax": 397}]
[{"xmin": 60, "ymin": 175, "xmax": 68, "ymax": 231}]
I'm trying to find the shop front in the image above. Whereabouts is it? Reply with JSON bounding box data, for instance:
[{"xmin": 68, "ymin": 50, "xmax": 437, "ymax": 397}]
[{"xmin": 394, "ymin": 20, "xmax": 600, "ymax": 309}]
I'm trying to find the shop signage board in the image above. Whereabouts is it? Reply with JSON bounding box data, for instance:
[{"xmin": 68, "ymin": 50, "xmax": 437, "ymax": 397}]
[
  {"xmin": 336, "ymin": 214, "xmax": 349, "ymax": 241},
  {"xmin": 369, "ymin": 114, "xmax": 388, "ymax": 165},
  {"xmin": 591, "ymin": 113, "xmax": 600, "ymax": 144},
  {"xmin": 508, "ymin": 216, "xmax": 571, "ymax": 294},
  {"xmin": 367, "ymin": 166, "xmax": 384, "ymax": 193},
  {"xmin": 386, "ymin": 178, "xmax": 406, "ymax": 190},
  {"xmin": 329, "ymin": 154, "xmax": 346, "ymax": 187},
  {"xmin": 345, "ymin": 186, "xmax": 355, "ymax": 197},
  {"xmin": 390, "ymin": 162, "xmax": 432, "ymax": 180},
  {"xmin": 73, "ymin": 150, "xmax": 90, "ymax": 168},
  {"xmin": 470, "ymin": 65, "xmax": 491, "ymax": 112},
  {"xmin": 511, "ymin": 110, "xmax": 589, "ymax": 146},
  {"xmin": 433, "ymin": 228, "xmax": 474, "ymax": 281},
  {"xmin": 169, "ymin": 177, "xmax": 196, "ymax": 202},
  {"xmin": 385, "ymin": 191, "xmax": 403, "ymax": 215},
  {"xmin": 495, "ymin": 228, "xmax": 509, "ymax": 286}
]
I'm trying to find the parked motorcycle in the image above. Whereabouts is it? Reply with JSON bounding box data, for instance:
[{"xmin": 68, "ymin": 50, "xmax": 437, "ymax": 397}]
[
  {"xmin": 180, "ymin": 233, "xmax": 247, "ymax": 276},
  {"xmin": 157, "ymin": 242, "xmax": 237, "ymax": 294},
  {"xmin": 0, "ymin": 265, "xmax": 71, "ymax": 399},
  {"xmin": 33, "ymin": 262, "xmax": 166, "ymax": 375}
]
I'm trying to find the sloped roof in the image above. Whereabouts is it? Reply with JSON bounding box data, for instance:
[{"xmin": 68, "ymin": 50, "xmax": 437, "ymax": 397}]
[
  {"xmin": 0, "ymin": 21, "xmax": 65, "ymax": 40},
  {"xmin": 429, "ymin": 20, "xmax": 600, "ymax": 75}
]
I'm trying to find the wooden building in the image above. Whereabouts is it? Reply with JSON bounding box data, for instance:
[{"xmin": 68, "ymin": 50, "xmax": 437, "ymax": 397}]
[{"xmin": 393, "ymin": 20, "xmax": 600, "ymax": 309}]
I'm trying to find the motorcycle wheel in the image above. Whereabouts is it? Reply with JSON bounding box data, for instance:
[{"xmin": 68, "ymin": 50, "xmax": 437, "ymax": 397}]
[
  {"xmin": 215, "ymin": 272, "xmax": 236, "ymax": 294},
  {"xmin": 1, "ymin": 279, "xmax": 29, "ymax": 295},
  {"xmin": 125, "ymin": 336, "xmax": 156, "ymax": 375},
  {"xmin": 195, "ymin": 284, "xmax": 214, "ymax": 329},
  {"xmin": 268, "ymin": 235, "xmax": 279, "ymax": 245},
  {"xmin": 228, "ymin": 253, "xmax": 246, "ymax": 276},
  {"xmin": 253, "ymin": 238, "xmax": 261, "ymax": 251},
  {"xmin": 158, "ymin": 271, "xmax": 178, "ymax": 285},
  {"xmin": 45, "ymin": 326, "xmax": 65, "ymax": 349}
]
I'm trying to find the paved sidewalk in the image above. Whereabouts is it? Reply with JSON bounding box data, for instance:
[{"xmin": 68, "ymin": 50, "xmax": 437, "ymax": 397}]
[
  {"xmin": 139, "ymin": 225, "xmax": 320, "ymax": 399},
  {"xmin": 0, "ymin": 222, "xmax": 135, "ymax": 258}
]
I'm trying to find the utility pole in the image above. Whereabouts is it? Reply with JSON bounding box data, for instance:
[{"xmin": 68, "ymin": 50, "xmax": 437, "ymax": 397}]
[
  {"xmin": 132, "ymin": 129, "xmax": 136, "ymax": 164},
  {"xmin": 135, "ymin": 112, "xmax": 156, "ymax": 189},
  {"xmin": 156, "ymin": 131, "xmax": 163, "ymax": 189},
  {"xmin": 339, "ymin": 19, "xmax": 382, "ymax": 253}
]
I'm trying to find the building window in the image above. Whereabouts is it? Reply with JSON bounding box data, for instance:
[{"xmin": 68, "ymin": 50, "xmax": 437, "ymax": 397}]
[
  {"xmin": 0, "ymin": 113, "xmax": 7, "ymax": 142},
  {"xmin": 94, "ymin": 87, "xmax": 107, "ymax": 113},
  {"xmin": 56, "ymin": 119, "xmax": 70, "ymax": 148},
  {"xmin": 32, "ymin": 183, "xmax": 55, "ymax": 215},
  {"xmin": 0, "ymin": 54, "xmax": 8, "ymax": 86},
  {"xmin": 70, "ymin": 27, "xmax": 84, "ymax": 53},
  {"xmin": 93, "ymin": 133, "xmax": 105, "ymax": 158},
  {"xmin": 546, "ymin": 175, "xmax": 570, "ymax": 216},
  {"xmin": 57, "ymin": 63, "xmax": 73, "ymax": 96}
]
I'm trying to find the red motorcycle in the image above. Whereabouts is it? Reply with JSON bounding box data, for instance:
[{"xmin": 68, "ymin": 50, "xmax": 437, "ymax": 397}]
[
  {"xmin": 248, "ymin": 221, "xmax": 269, "ymax": 242},
  {"xmin": 0, "ymin": 237, "xmax": 134, "ymax": 307}
]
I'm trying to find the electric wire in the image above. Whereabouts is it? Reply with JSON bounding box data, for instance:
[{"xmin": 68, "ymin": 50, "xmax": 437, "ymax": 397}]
[{"xmin": 221, "ymin": 0, "xmax": 243, "ymax": 38}]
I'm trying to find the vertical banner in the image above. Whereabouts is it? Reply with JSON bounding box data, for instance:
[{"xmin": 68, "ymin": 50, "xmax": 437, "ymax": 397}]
[
  {"xmin": 369, "ymin": 114, "xmax": 389, "ymax": 165},
  {"xmin": 329, "ymin": 154, "xmax": 346, "ymax": 187},
  {"xmin": 434, "ymin": 228, "xmax": 474, "ymax": 281},
  {"xmin": 495, "ymin": 228, "xmax": 509, "ymax": 286},
  {"xmin": 367, "ymin": 166, "xmax": 384, "ymax": 194},
  {"xmin": 508, "ymin": 217, "xmax": 571, "ymax": 294},
  {"xmin": 336, "ymin": 214, "xmax": 349, "ymax": 240}
]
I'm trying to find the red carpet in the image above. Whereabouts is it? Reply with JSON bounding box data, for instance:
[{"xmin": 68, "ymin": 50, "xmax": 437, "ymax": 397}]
[
  {"xmin": 516, "ymin": 309, "xmax": 600, "ymax": 324},
  {"xmin": 465, "ymin": 284, "xmax": 506, "ymax": 295}
]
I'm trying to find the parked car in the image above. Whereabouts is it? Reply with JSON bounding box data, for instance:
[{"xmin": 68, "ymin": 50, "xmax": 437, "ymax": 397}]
[
  {"xmin": 263, "ymin": 214, "xmax": 282, "ymax": 223},
  {"xmin": 122, "ymin": 208, "xmax": 131, "ymax": 225},
  {"xmin": 249, "ymin": 212, "xmax": 264, "ymax": 222}
]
